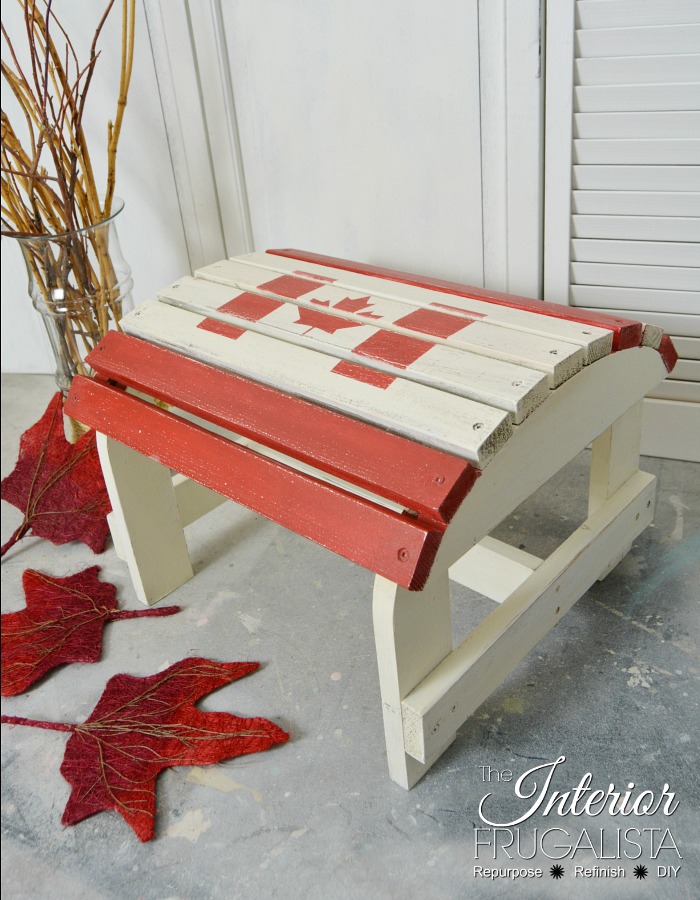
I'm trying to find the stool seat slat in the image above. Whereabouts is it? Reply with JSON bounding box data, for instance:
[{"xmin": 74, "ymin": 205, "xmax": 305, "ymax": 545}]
[
  {"xmin": 267, "ymin": 249, "xmax": 644, "ymax": 351},
  {"xmin": 67, "ymin": 376, "xmax": 444, "ymax": 590},
  {"xmin": 87, "ymin": 331, "xmax": 477, "ymax": 526},
  {"xmin": 123, "ymin": 299, "xmax": 512, "ymax": 467},
  {"xmin": 194, "ymin": 259, "xmax": 586, "ymax": 387},
  {"xmin": 157, "ymin": 276, "xmax": 549, "ymax": 424}
]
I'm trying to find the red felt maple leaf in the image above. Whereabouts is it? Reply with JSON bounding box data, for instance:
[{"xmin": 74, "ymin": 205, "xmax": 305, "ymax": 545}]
[
  {"xmin": 296, "ymin": 296, "xmax": 380, "ymax": 334},
  {"xmin": 1, "ymin": 565, "xmax": 179, "ymax": 696},
  {"xmin": 1, "ymin": 393, "xmax": 111, "ymax": 556},
  {"xmin": 1, "ymin": 658, "xmax": 289, "ymax": 841}
]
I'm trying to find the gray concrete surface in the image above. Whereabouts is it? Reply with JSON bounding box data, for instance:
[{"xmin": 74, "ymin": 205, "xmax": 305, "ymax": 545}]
[{"xmin": 1, "ymin": 374, "xmax": 698, "ymax": 900}]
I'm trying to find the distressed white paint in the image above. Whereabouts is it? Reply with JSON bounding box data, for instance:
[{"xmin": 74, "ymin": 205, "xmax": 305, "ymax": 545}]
[
  {"xmin": 122, "ymin": 299, "xmax": 512, "ymax": 465},
  {"xmin": 239, "ymin": 252, "xmax": 612, "ymax": 363},
  {"xmin": 158, "ymin": 278, "xmax": 549, "ymax": 423},
  {"xmin": 195, "ymin": 259, "xmax": 583, "ymax": 386}
]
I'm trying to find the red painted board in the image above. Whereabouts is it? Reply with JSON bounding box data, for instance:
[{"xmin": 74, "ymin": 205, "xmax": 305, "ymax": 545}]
[
  {"xmin": 268, "ymin": 249, "xmax": 644, "ymax": 352},
  {"xmin": 66, "ymin": 377, "xmax": 442, "ymax": 590},
  {"xmin": 658, "ymin": 335, "xmax": 679, "ymax": 374},
  {"xmin": 85, "ymin": 331, "xmax": 477, "ymax": 526}
]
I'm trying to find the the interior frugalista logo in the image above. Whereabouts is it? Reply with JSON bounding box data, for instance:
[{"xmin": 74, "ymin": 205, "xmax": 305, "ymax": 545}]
[{"xmin": 473, "ymin": 756, "xmax": 683, "ymax": 882}]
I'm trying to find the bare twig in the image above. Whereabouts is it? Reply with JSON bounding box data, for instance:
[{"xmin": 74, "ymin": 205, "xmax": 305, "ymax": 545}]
[{"xmin": 1, "ymin": 0, "xmax": 136, "ymax": 382}]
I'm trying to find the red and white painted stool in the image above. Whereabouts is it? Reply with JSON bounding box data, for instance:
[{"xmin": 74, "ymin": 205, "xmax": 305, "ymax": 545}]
[{"xmin": 65, "ymin": 249, "xmax": 677, "ymax": 789}]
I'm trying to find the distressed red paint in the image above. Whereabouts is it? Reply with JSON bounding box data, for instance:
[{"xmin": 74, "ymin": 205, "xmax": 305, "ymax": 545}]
[
  {"xmin": 296, "ymin": 296, "xmax": 380, "ymax": 334},
  {"xmin": 269, "ymin": 249, "xmax": 644, "ymax": 350},
  {"xmin": 331, "ymin": 360, "xmax": 395, "ymax": 388},
  {"xmin": 395, "ymin": 307, "xmax": 475, "ymax": 340},
  {"xmin": 197, "ymin": 275, "xmax": 320, "ymax": 340}
]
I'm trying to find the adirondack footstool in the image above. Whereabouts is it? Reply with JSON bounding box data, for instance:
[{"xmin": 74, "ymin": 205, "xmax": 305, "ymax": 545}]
[{"xmin": 65, "ymin": 249, "xmax": 677, "ymax": 789}]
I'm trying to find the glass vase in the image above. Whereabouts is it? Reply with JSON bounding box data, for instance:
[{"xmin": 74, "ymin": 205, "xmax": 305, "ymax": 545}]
[{"xmin": 15, "ymin": 198, "xmax": 134, "ymax": 394}]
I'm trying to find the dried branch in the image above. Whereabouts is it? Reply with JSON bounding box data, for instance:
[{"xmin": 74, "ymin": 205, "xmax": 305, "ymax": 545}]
[{"xmin": 1, "ymin": 0, "xmax": 136, "ymax": 386}]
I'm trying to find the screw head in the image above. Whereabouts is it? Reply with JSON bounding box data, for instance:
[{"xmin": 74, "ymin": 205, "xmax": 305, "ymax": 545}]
[
  {"xmin": 434, "ymin": 475, "xmax": 445, "ymax": 484},
  {"xmin": 398, "ymin": 548, "xmax": 410, "ymax": 561}
]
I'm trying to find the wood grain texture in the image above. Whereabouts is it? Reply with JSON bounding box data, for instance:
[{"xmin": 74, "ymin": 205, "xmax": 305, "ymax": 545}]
[
  {"xmin": 239, "ymin": 253, "xmax": 615, "ymax": 364},
  {"xmin": 120, "ymin": 300, "xmax": 511, "ymax": 467},
  {"xmin": 157, "ymin": 276, "xmax": 550, "ymax": 422},
  {"xmin": 67, "ymin": 377, "xmax": 447, "ymax": 590},
  {"xmin": 195, "ymin": 259, "xmax": 585, "ymax": 387},
  {"xmin": 86, "ymin": 331, "xmax": 478, "ymax": 526},
  {"xmin": 267, "ymin": 248, "xmax": 642, "ymax": 350}
]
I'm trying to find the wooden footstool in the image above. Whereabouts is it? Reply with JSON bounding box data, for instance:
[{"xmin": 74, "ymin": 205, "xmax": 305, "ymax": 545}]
[{"xmin": 65, "ymin": 249, "xmax": 677, "ymax": 789}]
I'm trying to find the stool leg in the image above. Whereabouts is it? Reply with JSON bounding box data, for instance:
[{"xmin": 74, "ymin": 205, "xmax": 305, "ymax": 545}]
[
  {"xmin": 588, "ymin": 400, "xmax": 645, "ymax": 579},
  {"xmin": 97, "ymin": 433, "xmax": 194, "ymax": 605},
  {"xmin": 373, "ymin": 569, "xmax": 453, "ymax": 789}
]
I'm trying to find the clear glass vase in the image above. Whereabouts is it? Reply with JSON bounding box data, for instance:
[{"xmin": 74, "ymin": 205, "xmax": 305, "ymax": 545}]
[{"xmin": 15, "ymin": 198, "xmax": 134, "ymax": 394}]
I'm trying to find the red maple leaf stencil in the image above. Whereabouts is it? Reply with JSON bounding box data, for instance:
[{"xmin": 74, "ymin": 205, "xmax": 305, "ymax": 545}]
[
  {"xmin": 1, "ymin": 566, "xmax": 179, "ymax": 696},
  {"xmin": 1, "ymin": 393, "xmax": 111, "ymax": 556},
  {"xmin": 1, "ymin": 658, "xmax": 289, "ymax": 841},
  {"xmin": 296, "ymin": 296, "xmax": 381, "ymax": 334}
]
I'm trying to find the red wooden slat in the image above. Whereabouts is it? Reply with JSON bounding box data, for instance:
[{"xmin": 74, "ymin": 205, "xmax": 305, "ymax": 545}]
[
  {"xmin": 658, "ymin": 335, "xmax": 679, "ymax": 373},
  {"xmin": 66, "ymin": 377, "xmax": 443, "ymax": 590},
  {"xmin": 85, "ymin": 332, "xmax": 477, "ymax": 526},
  {"xmin": 268, "ymin": 249, "xmax": 644, "ymax": 351}
]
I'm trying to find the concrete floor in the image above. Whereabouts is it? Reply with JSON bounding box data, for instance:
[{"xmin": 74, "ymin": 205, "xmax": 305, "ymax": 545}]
[{"xmin": 1, "ymin": 373, "xmax": 698, "ymax": 900}]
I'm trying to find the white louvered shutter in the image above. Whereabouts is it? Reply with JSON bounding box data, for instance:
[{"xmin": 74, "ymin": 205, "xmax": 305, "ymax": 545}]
[{"xmin": 545, "ymin": 0, "xmax": 700, "ymax": 461}]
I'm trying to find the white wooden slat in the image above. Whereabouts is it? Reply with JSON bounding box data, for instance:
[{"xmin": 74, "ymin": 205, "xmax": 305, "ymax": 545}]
[
  {"xmin": 573, "ymin": 165, "xmax": 700, "ymax": 191},
  {"xmin": 575, "ymin": 54, "xmax": 700, "ymax": 86},
  {"xmin": 673, "ymin": 358, "xmax": 700, "ymax": 381},
  {"xmin": 579, "ymin": 308, "xmax": 700, "ymax": 337},
  {"xmin": 237, "ymin": 252, "xmax": 614, "ymax": 364},
  {"xmin": 572, "ymin": 214, "xmax": 700, "ymax": 241},
  {"xmin": 572, "ymin": 261, "xmax": 700, "ymax": 292},
  {"xmin": 121, "ymin": 301, "xmax": 511, "ymax": 467},
  {"xmin": 195, "ymin": 259, "xmax": 585, "ymax": 387},
  {"xmin": 572, "ymin": 239, "xmax": 700, "ymax": 267},
  {"xmin": 574, "ymin": 111, "xmax": 700, "ymax": 139},
  {"xmin": 576, "ymin": 25, "xmax": 700, "ymax": 59},
  {"xmin": 573, "ymin": 190, "xmax": 700, "ymax": 216},
  {"xmin": 574, "ymin": 138, "xmax": 700, "ymax": 164},
  {"xmin": 672, "ymin": 335, "xmax": 700, "ymax": 358},
  {"xmin": 449, "ymin": 536, "xmax": 542, "ymax": 604},
  {"xmin": 403, "ymin": 471, "xmax": 658, "ymax": 763},
  {"xmin": 577, "ymin": 1, "xmax": 700, "ymax": 30},
  {"xmin": 157, "ymin": 277, "xmax": 549, "ymax": 425},
  {"xmin": 575, "ymin": 84, "xmax": 700, "ymax": 113},
  {"xmin": 571, "ymin": 284, "xmax": 699, "ymax": 313},
  {"xmin": 647, "ymin": 380, "xmax": 700, "ymax": 402}
]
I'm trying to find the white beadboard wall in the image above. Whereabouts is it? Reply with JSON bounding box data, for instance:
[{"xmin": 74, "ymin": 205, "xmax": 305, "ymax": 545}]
[{"xmin": 0, "ymin": 2, "xmax": 189, "ymax": 374}]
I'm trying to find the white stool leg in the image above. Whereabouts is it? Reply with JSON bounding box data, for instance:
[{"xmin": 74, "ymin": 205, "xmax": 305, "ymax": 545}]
[
  {"xmin": 373, "ymin": 569, "xmax": 453, "ymax": 789},
  {"xmin": 589, "ymin": 399, "xmax": 644, "ymax": 514},
  {"xmin": 589, "ymin": 399, "xmax": 645, "ymax": 579},
  {"xmin": 97, "ymin": 433, "xmax": 193, "ymax": 605}
]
